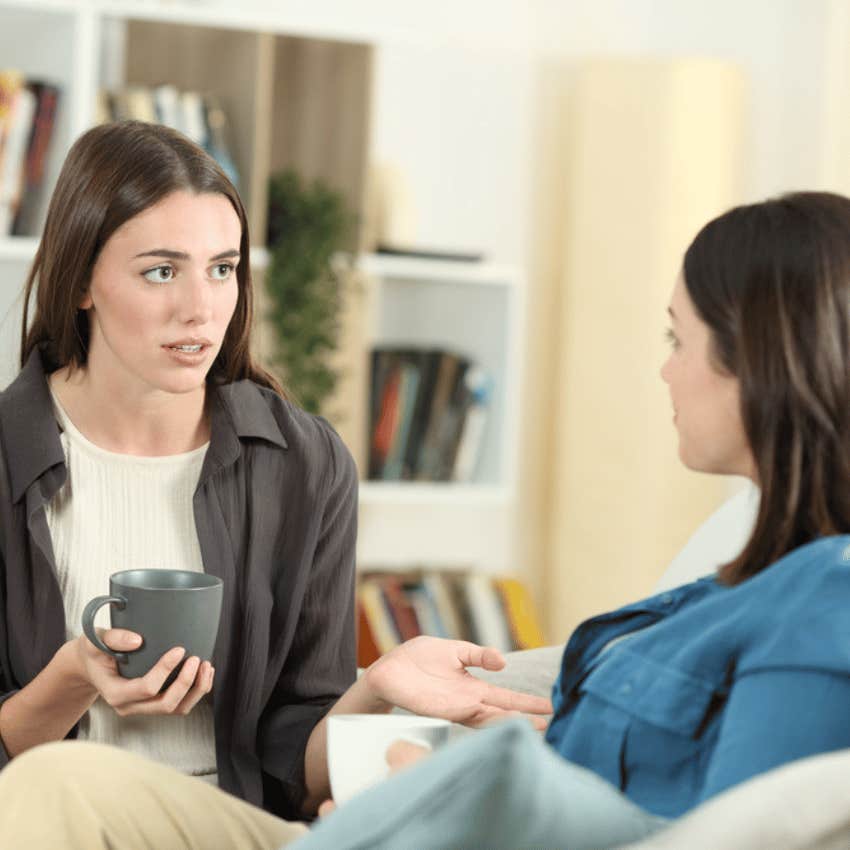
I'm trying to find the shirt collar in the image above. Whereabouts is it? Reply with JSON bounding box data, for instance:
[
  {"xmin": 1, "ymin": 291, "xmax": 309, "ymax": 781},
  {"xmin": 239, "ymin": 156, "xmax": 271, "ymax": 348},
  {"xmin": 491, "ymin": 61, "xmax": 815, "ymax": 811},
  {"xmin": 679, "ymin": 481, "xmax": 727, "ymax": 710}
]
[
  {"xmin": 0, "ymin": 348, "xmax": 288, "ymax": 504},
  {"xmin": 213, "ymin": 380, "xmax": 289, "ymax": 451}
]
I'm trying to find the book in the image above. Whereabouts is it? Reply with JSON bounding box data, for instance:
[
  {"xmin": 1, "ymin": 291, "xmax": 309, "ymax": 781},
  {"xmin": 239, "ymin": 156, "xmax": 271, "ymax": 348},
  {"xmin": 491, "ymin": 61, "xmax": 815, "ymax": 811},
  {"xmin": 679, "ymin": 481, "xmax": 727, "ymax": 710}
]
[
  {"xmin": 381, "ymin": 359, "xmax": 421, "ymax": 480},
  {"xmin": 401, "ymin": 348, "xmax": 443, "ymax": 479},
  {"xmin": 0, "ymin": 81, "xmax": 36, "ymax": 235},
  {"xmin": 494, "ymin": 578, "xmax": 547, "ymax": 650},
  {"xmin": 421, "ymin": 572, "xmax": 466, "ymax": 640},
  {"xmin": 451, "ymin": 366, "xmax": 493, "ymax": 482},
  {"xmin": 203, "ymin": 93, "xmax": 240, "ymax": 188},
  {"xmin": 440, "ymin": 572, "xmax": 477, "ymax": 642},
  {"xmin": 179, "ymin": 91, "xmax": 208, "ymax": 147},
  {"xmin": 406, "ymin": 582, "xmax": 448, "ymax": 638},
  {"xmin": 124, "ymin": 86, "xmax": 157, "ymax": 122},
  {"xmin": 429, "ymin": 357, "xmax": 472, "ymax": 481},
  {"xmin": 12, "ymin": 81, "xmax": 60, "ymax": 236},
  {"xmin": 369, "ymin": 361, "xmax": 402, "ymax": 478},
  {"xmin": 462, "ymin": 573, "xmax": 514, "ymax": 653},
  {"xmin": 356, "ymin": 598, "xmax": 381, "ymax": 668},
  {"xmin": 367, "ymin": 349, "xmax": 393, "ymax": 476},
  {"xmin": 358, "ymin": 578, "xmax": 399, "ymax": 654},
  {"xmin": 153, "ymin": 84, "xmax": 182, "ymax": 129},
  {"xmin": 0, "ymin": 70, "xmax": 24, "ymax": 162},
  {"xmin": 415, "ymin": 352, "xmax": 467, "ymax": 481},
  {"xmin": 379, "ymin": 575, "xmax": 421, "ymax": 641}
]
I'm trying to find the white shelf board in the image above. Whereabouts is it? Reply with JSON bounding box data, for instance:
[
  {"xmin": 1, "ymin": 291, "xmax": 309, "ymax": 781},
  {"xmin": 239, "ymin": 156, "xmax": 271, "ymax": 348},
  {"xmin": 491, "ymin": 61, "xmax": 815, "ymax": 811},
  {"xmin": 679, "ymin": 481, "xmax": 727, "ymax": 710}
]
[
  {"xmin": 358, "ymin": 253, "xmax": 519, "ymax": 287},
  {"xmin": 252, "ymin": 249, "xmax": 519, "ymax": 288},
  {"xmin": 0, "ymin": 0, "xmax": 532, "ymax": 52},
  {"xmin": 0, "ymin": 237, "xmax": 39, "ymax": 262},
  {"xmin": 359, "ymin": 481, "xmax": 510, "ymax": 507},
  {"xmin": 357, "ymin": 483, "xmax": 515, "ymax": 572}
]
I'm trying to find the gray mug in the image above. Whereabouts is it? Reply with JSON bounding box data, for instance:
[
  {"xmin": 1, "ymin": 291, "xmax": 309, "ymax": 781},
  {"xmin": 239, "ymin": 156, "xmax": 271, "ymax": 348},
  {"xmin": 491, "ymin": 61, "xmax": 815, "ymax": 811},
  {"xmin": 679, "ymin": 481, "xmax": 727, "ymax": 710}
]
[{"xmin": 82, "ymin": 569, "xmax": 223, "ymax": 683}]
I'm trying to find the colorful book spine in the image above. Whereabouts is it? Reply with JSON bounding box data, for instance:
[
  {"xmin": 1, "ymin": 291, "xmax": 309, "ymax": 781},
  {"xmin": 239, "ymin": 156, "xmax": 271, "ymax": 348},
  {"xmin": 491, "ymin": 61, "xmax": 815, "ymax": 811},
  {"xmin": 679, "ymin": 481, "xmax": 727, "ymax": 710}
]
[
  {"xmin": 381, "ymin": 361, "xmax": 421, "ymax": 480},
  {"xmin": 12, "ymin": 81, "xmax": 60, "ymax": 236},
  {"xmin": 494, "ymin": 578, "xmax": 546, "ymax": 650},
  {"xmin": 0, "ymin": 81, "xmax": 36, "ymax": 236}
]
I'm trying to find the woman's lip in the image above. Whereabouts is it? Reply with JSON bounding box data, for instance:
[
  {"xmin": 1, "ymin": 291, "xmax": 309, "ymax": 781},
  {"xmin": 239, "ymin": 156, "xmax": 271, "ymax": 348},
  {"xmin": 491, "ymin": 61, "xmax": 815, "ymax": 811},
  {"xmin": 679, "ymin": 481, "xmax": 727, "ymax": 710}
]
[{"xmin": 163, "ymin": 344, "xmax": 211, "ymax": 365}]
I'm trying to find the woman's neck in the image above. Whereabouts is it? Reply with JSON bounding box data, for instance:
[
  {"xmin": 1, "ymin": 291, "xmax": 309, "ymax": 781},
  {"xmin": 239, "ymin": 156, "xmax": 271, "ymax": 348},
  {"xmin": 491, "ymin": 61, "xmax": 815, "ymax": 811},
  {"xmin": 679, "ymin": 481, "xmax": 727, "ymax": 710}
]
[{"xmin": 48, "ymin": 366, "xmax": 210, "ymax": 457}]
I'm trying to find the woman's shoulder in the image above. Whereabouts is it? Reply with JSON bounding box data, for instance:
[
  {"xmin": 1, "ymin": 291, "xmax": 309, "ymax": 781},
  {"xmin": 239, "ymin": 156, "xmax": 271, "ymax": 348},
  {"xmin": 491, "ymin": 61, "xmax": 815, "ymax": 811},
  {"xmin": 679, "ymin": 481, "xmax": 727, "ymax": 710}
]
[{"xmin": 737, "ymin": 535, "xmax": 850, "ymax": 673}]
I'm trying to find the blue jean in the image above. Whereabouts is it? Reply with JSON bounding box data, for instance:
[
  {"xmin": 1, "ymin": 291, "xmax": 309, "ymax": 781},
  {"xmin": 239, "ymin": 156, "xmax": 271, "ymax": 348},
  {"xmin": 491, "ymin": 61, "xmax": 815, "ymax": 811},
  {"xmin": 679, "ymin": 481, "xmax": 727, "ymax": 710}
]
[{"xmin": 293, "ymin": 720, "xmax": 668, "ymax": 850}]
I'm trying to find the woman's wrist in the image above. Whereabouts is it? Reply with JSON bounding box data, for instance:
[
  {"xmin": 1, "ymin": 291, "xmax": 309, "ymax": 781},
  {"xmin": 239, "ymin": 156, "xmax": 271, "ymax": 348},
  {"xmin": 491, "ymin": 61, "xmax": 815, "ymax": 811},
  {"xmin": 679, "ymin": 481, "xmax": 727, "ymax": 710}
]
[
  {"xmin": 334, "ymin": 669, "xmax": 393, "ymax": 716},
  {"xmin": 57, "ymin": 639, "xmax": 98, "ymax": 700}
]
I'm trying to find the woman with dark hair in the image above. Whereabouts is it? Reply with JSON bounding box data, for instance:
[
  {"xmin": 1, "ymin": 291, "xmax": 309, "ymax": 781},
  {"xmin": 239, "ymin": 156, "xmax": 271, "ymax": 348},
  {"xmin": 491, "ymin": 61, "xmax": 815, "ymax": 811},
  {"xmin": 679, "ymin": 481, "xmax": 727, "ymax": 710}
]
[
  {"xmin": 3, "ymin": 176, "xmax": 850, "ymax": 846},
  {"xmin": 0, "ymin": 120, "xmax": 551, "ymax": 843}
]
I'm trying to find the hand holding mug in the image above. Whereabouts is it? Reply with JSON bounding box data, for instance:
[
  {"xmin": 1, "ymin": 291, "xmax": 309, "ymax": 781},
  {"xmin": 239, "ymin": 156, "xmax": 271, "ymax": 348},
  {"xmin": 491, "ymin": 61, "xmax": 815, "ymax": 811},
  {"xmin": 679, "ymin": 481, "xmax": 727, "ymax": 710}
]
[
  {"xmin": 318, "ymin": 735, "xmax": 432, "ymax": 818},
  {"xmin": 78, "ymin": 568, "xmax": 223, "ymax": 718},
  {"xmin": 73, "ymin": 629, "xmax": 214, "ymax": 717}
]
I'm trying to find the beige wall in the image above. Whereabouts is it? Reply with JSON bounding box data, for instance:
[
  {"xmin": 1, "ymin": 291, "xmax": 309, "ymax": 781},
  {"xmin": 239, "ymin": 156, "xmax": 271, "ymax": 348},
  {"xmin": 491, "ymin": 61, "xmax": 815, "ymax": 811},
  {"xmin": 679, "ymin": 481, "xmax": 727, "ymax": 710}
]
[{"xmin": 521, "ymin": 59, "xmax": 747, "ymax": 641}]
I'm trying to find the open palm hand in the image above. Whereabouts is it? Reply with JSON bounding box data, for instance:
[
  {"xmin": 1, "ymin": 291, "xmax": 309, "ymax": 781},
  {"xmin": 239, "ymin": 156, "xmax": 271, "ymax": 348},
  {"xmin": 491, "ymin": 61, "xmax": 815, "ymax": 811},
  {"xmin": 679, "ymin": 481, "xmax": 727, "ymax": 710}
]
[{"xmin": 363, "ymin": 636, "xmax": 553, "ymax": 729}]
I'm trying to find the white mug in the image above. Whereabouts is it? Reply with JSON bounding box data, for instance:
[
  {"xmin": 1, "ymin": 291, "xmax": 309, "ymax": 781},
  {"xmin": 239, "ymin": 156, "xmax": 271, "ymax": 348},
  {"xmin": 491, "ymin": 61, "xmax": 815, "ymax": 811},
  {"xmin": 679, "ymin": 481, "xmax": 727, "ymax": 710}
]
[{"xmin": 327, "ymin": 714, "xmax": 450, "ymax": 804}]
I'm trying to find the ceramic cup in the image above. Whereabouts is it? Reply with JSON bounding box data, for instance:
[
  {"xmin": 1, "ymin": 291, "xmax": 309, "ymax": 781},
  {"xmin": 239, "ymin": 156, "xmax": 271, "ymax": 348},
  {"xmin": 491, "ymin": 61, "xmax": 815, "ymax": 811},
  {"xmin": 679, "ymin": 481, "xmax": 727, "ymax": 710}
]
[
  {"xmin": 81, "ymin": 569, "xmax": 223, "ymax": 684},
  {"xmin": 327, "ymin": 714, "xmax": 451, "ymax": 805}
]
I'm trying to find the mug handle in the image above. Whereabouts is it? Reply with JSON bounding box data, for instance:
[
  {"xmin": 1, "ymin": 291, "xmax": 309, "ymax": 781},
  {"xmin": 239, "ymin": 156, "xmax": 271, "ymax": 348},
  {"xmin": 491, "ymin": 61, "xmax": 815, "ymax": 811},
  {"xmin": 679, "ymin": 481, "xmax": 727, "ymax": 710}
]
[{"xmin": 81, "ymin": 595, "xmax": 129, "ymax": 664}]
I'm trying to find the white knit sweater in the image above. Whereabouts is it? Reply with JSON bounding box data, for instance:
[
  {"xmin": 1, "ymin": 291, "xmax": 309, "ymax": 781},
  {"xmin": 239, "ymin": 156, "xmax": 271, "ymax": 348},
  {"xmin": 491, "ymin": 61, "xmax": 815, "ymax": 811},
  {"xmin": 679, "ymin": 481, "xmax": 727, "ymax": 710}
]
[{"xmin": 45, "ymin": 394, "xmax": 217, "ymax": 781}]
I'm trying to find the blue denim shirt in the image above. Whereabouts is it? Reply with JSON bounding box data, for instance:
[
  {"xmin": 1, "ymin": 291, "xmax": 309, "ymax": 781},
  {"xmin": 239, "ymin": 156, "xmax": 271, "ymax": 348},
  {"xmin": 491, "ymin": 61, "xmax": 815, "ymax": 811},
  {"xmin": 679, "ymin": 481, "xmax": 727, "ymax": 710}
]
[{"xmin": 545, "ymin": 535, "xmax": 850, "ymax": 818}]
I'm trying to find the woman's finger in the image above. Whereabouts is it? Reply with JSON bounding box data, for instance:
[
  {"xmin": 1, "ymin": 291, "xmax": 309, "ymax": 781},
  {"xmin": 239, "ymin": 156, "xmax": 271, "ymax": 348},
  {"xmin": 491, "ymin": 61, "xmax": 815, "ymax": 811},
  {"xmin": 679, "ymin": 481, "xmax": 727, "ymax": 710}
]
[
  {"xmin": 452, "ymin": 641, "xmax": 505, "ymax": 672},
  {"xmin": 107, "ymin": 647, "xmax": 187, "ymax": 708},
  {"xmin": 481, "ymin": 684, "xmax": 553, "ymax": 716},
  {"xmin": 172, "ymin": 662, "xmax": 214, "ymax": 716},
  {"xmin": 464, "ymin": 708, "xmax": 551, "ymax": 732},
  {"xmin": 385, "ymin": 739, "xmax": 431, "ymax": 772},
  {"xmin": 317, "ymin": 800, "xmax": 337, "ymax": 818},
  {"xmin": 98, "ymin": 628, "xmax": 144, "ymax": 654},
  {"xmin": 146, "ymin": 655, "xmax": 203, "ymax": 714}
]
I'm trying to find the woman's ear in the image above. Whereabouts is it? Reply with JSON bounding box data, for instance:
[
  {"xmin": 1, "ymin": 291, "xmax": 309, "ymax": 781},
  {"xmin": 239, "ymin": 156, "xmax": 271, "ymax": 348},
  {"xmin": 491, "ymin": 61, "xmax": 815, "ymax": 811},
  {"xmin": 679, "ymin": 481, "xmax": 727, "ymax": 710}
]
[{"xmin": 79, "ymin": 291, "xmax": 93, "ymax": 310}]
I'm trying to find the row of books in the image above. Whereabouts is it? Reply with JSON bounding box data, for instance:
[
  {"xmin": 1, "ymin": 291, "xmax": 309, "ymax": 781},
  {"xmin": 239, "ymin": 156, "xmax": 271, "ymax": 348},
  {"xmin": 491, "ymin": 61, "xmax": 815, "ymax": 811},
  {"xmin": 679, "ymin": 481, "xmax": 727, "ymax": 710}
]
[
  {"xmin": 0, "ymin": 70, "xmax": 60, "ymax": 237},
  {"xmin": 357, "ymin": 570, "xmax": 546, "ymax": 668},
  {"xmin": 97, "ymin": 84, "xmax": 240, "ymax": 189},
  {"xmin": 368, "ymin": 347, "xmax": 493, "ymax": 482}
]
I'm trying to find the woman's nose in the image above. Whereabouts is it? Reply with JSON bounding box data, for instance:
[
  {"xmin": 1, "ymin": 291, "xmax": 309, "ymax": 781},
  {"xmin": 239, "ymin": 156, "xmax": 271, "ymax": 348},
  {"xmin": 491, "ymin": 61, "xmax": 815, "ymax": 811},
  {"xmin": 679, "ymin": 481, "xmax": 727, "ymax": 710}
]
[{"xmin": 177, "ymin": 273, "xmax": 212, "ymax": 325}]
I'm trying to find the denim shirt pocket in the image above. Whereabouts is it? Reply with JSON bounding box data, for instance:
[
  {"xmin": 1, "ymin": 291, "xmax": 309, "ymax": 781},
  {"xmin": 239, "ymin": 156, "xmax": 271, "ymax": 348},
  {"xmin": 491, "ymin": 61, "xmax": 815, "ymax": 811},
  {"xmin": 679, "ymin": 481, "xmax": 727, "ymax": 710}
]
[
  {"xmin": 573, "ymin": 646, "xmax": 726, "ymax": 814},
  {"xmin": 579, "ymin": 646, "xmax": 720, "ymax": 737}
]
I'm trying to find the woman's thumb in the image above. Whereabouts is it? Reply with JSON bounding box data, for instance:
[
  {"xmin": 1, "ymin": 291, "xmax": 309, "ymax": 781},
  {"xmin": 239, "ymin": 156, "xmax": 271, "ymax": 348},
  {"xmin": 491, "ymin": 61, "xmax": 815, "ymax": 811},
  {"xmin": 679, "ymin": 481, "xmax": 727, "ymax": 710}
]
[{"xmin": 100, "ymin": 629, "xmax": 143, "ymax": 651}]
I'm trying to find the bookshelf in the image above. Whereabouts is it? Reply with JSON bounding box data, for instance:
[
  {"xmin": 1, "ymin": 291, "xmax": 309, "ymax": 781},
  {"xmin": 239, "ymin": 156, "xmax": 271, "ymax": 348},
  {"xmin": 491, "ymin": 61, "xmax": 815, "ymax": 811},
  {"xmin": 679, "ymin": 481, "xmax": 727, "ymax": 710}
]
[{"xmin": 0, "ymin": 0, "xmax": 528, "ymax": 579}]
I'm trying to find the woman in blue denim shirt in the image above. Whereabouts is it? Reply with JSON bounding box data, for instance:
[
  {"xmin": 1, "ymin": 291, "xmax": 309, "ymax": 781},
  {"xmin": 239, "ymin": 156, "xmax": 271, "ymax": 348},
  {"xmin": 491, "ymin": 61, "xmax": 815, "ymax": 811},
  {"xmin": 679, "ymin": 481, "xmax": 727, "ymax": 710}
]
[{"xmin": 3, "ymin": 192, "xmax": 850, "ymax": 848}]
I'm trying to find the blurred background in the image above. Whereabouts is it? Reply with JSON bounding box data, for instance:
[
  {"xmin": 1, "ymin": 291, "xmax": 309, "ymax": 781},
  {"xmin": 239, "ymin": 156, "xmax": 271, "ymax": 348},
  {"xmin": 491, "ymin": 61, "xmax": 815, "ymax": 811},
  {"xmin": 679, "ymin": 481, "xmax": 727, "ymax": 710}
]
[{"xmin": 1, "ymin": 0, "xmax": 846, "ymax": 657}]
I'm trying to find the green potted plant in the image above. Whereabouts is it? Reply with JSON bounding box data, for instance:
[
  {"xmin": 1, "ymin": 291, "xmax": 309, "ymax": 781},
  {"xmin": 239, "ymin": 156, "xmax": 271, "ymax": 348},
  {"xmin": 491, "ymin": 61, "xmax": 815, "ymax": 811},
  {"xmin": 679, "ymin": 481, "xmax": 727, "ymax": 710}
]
[{"xmin": 264, "ymin": 170, "xmax": 354, "ymax": 415}]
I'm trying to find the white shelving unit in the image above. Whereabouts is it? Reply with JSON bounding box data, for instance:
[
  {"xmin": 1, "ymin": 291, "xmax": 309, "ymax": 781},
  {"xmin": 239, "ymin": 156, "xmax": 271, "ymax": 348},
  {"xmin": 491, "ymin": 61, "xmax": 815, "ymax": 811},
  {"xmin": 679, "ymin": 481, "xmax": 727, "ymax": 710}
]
[
  {"xmin": 357, "ymin": 253, "xmax": 524, "ymax": 572},
  {"xmin": 0, "ymin": 0, "xmax": 528, "ymax": 576}
]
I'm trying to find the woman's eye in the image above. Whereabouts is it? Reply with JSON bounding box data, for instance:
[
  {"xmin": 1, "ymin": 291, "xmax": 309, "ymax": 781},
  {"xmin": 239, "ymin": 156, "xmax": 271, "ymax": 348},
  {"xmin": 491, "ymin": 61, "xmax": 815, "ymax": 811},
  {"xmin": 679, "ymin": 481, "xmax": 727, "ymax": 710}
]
[
  {"xmin": 665, "ymin": 327, "xmax": 681, "ymax": 350},
  {"xmin": 143, "ymin": 265, "xmax": 174, "ymax": 284},
  {"xmin": 210, "ymin": 262, "xmax": 235, "ymax": 281}
]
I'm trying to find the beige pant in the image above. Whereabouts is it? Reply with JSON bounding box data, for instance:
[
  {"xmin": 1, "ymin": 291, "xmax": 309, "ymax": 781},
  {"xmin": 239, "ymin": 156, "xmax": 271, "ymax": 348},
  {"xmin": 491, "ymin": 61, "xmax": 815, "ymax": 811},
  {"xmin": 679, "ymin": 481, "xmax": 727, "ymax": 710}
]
[{"xmin": 0, "ymin": 741, "xmax": 308, "ymax": 850}]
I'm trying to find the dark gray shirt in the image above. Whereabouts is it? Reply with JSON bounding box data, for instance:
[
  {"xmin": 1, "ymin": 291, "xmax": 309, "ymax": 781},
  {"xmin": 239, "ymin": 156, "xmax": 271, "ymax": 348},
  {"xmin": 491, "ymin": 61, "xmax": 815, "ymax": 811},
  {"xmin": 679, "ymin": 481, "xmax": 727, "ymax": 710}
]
[{"xmin": 0, "ymin": 349, "xmax": 358, "ymax": 819}]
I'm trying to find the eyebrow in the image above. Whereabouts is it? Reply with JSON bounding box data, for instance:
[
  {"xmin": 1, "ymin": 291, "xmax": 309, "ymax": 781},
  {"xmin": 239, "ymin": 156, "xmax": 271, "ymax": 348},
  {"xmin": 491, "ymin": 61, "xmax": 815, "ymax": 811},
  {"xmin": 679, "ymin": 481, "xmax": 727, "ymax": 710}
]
[{"xmin": 133, "ymin": 249, "xmax": 241, "ymax": 262}]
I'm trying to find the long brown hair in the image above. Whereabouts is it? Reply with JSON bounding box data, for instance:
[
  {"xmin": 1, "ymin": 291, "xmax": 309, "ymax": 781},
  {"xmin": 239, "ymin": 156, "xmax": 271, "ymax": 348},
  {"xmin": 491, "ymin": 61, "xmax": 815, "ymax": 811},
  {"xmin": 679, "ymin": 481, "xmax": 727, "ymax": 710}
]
[
  {"xmin": 683, "ymin": 192, "xmax": 850, "ymax": 584},
  {"xmin": 21, "ymin": 120, "xmax": 283, "ymax": 394}
]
